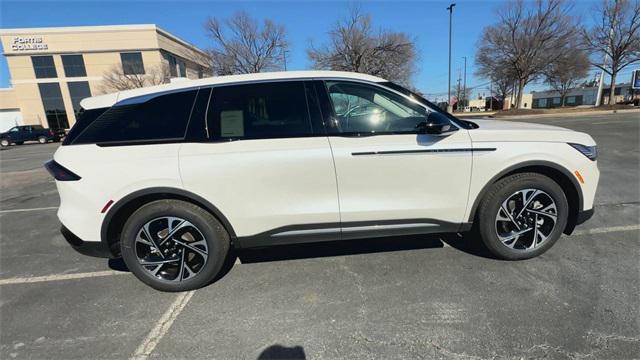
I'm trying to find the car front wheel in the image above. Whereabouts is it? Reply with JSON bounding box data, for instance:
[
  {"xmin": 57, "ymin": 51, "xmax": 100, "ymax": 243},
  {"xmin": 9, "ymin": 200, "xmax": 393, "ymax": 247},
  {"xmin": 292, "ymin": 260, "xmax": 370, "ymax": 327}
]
[
  {"xmin": 0, "ymin": 139, "xmax": 9, "ymax": 147},
  {"xmin": 476, "ymin": 173, "xmax": 568, "ymax": 260},
  {"xmin": 120, "ymin": 199, "xmax": 230, "ymax": 291}
]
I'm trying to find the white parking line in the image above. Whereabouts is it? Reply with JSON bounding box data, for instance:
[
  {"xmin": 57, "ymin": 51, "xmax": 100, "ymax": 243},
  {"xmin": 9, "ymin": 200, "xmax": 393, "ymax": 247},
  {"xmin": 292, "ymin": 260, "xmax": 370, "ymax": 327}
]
[
  {"xmin": 573, "ymin": 224, "xmax": 640, "ymax": 236},
  {"xmin": 0, "ymin": 270, "xmax": 129, "ymax": 285},
  {"xmin": 131, "ymin": 291, "xmax": 195, "ymax": 360},
  {"xmin": 0, "ymin": 206, "xmax": 58, "ymax": 214}
]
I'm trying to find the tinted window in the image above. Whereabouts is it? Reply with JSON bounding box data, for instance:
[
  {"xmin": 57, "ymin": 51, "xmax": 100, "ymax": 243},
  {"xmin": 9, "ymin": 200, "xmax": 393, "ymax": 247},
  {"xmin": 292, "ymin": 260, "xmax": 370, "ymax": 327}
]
[
  {"xmin": 61, "ymin": 54, "xmax": 87, "ymax": 77},
  {"xmin": 32, "ymin": 56, "xmax": 57, "ymax": 78},
  {"xmin": 325, "ymin": 81, "xmax": 428, "ymax": 134},
  {"xmin": 121, "ymin": 52, "xmax": 145, "ymax": 75},
  {"xmin": 63, "ymin": 107, "xmax": 107, "ymax": 145},
  {"xmin": 38, "ymin": 83, "xmax": 69, "ymax": 129},
  {"xmin": 72, "ymin": 90, "xmax": 198, "ymax": 144},
  {"xmin": 207, "ymin": 81, "xmax": 313, "ymax": 140},
  {"xmin": 68, "ymin": 81, "xmax": 92, "ymax": 116}
]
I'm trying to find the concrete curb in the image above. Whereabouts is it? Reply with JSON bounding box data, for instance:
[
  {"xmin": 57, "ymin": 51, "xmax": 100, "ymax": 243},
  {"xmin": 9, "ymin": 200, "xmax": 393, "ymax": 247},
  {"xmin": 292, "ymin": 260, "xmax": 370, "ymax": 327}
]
[{"xmin": 469, "ymin": 108, "xmax": 640, "ymax": 120}]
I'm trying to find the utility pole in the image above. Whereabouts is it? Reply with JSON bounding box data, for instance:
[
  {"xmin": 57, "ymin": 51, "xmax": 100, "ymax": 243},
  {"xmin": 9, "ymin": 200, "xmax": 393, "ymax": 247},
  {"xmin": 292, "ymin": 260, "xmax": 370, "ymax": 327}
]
[
  {"xmin": 462, "ymin": 56, "xmax": 467, "ymax": 108},
  {"xmin": 282, "ymin": 49, "xmax": 289, "ymax": 71},
  {"xmin": 489, "ymin": 80, "xmax": 493, "ymax": 111},
  {"xmin": 446, "ymin": 3, "xmax": 456, "ymax": 113}
]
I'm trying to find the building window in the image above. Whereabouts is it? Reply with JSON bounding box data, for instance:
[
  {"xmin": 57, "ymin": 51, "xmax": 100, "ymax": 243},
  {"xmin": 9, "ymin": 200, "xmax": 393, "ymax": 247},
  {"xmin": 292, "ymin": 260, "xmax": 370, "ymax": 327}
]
[
  {"xmin": 67, "ymin": 81, "xmax": 92, "ymax": 116},
  {"xmin": 197, "ymin": 67, "xmax": 203, "ymax": 79},
  {"xmin": 120, "ymin": 52, "xmax": 145, "ymax": 75},
  {"xmin": 178, "ymin": 60, "xmax": 186, "ymax": 77},
  {"xmin": 538, "ymin": 98, "xmax": 548, "ymax": 108},
  {"xmin": 61, "ymin": 54, "xmax": 87, "ymax": 77},
  {"xmin": 31, "ymin": 56, "xmax": 57, "ymax": 78},
  {"xmin": 163, "ymin": 52, "xmax": 178, "ymax": 77},
  {"xmin": 552, "ymin": 97, "xmax": 561, "ymax": 106},
  {"xmin": 566, "ymin": 96, "xmax": 576, "ymax": 105},
  {"xmin": 38, "ymin": 83, "xmax": 69, "ymax": 129}
]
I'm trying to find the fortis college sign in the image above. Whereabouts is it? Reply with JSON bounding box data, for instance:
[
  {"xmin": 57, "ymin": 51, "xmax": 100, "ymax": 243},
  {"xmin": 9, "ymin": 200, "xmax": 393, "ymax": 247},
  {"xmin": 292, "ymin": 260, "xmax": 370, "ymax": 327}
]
[{"xmin": 11, "ymin": 36, "xmax": 48, "ymax": 51}]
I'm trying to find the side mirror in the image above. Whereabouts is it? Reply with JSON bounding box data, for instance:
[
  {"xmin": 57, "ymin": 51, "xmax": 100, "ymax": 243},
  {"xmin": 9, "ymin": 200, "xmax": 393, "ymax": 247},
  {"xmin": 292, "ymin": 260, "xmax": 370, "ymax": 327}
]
[{"xmin": 416, "ymin": 112, "xmax": 455, "ymax": 135}]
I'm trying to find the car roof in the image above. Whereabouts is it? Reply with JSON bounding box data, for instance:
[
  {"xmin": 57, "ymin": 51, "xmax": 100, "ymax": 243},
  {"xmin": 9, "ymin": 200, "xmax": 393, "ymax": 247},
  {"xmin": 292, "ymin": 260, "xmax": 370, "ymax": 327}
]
[{"xmin": 80, "ymin": 70, "xmax": 388, "ymax": 110}]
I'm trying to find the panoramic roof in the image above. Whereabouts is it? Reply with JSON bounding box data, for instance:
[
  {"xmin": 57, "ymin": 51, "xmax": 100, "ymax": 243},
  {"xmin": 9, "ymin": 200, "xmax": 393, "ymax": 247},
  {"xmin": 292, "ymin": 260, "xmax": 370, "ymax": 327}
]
[{"xmin": 80, "ymin": 71, "xmax": 388, "ymax": 110}]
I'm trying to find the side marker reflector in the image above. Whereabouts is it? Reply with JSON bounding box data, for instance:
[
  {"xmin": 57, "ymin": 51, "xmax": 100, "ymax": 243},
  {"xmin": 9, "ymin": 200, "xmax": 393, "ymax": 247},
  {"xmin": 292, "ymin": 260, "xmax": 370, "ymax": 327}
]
[
  {"xmin": 101, "ymin": 200, "xmax": 114, "ymax": 214},
  {"xmin": 574, "ymin": 170, "xmax": 585, "ymax": 184}
]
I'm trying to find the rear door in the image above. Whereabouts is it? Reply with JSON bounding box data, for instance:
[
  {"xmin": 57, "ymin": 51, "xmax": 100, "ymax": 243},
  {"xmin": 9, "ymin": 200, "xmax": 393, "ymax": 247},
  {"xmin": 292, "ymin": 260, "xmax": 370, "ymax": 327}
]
[
  {"xmin": 179, "ymin": 81, "xmax": 340, "ymax": 246},
  {"xmin": 317, "ymin": 80, "xmax": 473, "ymax": 238}
]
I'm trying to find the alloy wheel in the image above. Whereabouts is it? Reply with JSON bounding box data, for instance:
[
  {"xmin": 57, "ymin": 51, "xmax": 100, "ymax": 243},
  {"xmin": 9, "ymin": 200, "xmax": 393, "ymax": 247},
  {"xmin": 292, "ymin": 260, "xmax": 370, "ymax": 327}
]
[
  {"xmin": 135, "ymin": 216, "xmax": 209, "ymax": 282},
  {"xmin": 495, "ymin": 188, "xmax": 558, "ymax": 251}
]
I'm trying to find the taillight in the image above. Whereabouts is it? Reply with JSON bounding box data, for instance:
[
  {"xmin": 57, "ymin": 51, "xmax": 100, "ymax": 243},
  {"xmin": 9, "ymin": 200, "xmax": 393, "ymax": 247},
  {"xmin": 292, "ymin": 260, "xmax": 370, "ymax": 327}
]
[{"xmin": 44, "ymin": 160, "xmax": 81, "ymax": 181}]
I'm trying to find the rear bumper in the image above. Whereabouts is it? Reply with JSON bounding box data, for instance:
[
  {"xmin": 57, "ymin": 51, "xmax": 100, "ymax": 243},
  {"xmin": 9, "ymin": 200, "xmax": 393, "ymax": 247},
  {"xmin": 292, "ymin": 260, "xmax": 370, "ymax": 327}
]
[
  {"xmin": 61, "ymin": 225, "xmax": 112, "ymax": 258},
  {"xmin": 576, "ymin": 208, "xmax": 594, "ymax": 226}
]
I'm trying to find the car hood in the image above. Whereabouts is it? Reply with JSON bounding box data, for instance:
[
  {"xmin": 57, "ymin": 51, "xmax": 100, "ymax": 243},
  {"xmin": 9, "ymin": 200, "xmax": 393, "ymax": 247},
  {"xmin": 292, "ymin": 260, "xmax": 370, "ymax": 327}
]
[{"xmin": 468, "ymin": 119, "xmax": 595, "ymax": 145}]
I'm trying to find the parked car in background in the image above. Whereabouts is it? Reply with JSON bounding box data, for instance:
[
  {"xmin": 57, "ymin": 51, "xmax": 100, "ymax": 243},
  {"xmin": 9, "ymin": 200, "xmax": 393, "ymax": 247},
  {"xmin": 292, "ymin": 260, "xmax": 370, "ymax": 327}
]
[
  {"xmin": 47, "ymin": 71, "xmax": 599, "ymax": 292},
  {"xmin": 0, "ymin": 125, "xmax": 62, "ymax": 147}
]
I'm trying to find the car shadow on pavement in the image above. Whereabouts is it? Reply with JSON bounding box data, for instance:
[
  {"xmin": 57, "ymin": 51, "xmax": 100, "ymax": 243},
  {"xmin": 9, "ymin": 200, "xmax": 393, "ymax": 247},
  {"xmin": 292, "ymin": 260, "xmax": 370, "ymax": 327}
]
[
  {"xmin": 439, "ymin": 232, "xmax": 499, "ymax": 260},
  {"xmin": 257, "ymin": 344, "xmax": 306, "ymax": 359}
]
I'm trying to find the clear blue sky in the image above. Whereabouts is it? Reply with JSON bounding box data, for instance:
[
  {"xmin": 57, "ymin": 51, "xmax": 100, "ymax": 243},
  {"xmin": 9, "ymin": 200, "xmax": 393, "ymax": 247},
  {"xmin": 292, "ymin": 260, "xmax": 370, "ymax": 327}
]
[{"xmin": 1, "ymin": 0, "xmax": 627, "ymax": 100}]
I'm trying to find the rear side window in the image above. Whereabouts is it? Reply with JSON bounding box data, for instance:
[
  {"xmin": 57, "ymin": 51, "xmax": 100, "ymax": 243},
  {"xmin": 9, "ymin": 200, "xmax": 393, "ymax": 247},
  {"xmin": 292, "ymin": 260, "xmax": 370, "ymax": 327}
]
[
  {"xmin": 63, "ymin": 107, "xmax": 107, "ymax": 145},
  {"xmin": 71, "ymin": 90, "xmax": 198, "ymax": 145},
  {"xmin": 207, "ymin": 81, "xmax": 313, "ymax": 140}
]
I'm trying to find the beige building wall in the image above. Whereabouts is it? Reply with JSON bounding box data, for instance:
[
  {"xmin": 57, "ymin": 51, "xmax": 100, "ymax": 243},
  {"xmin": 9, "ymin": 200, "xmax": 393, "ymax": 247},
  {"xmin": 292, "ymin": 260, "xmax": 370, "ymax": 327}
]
[{"xmin": 0, "ymin": 24, "xmax": 210, "ymax": 129}]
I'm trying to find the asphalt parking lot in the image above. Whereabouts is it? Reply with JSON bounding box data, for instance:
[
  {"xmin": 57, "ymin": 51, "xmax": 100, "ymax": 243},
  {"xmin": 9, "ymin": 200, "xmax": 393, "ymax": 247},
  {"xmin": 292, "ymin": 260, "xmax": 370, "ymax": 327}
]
[{"xmin": 1, "ymin": 112, "xmax": 639, "ymax": 359}]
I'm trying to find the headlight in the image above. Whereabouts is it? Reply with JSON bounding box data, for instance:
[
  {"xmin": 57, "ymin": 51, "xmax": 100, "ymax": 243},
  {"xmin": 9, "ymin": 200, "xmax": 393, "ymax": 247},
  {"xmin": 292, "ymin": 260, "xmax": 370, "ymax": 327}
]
[{"xmin": 568, "ymin": 143, "xmax": 597, "ymax": 161}]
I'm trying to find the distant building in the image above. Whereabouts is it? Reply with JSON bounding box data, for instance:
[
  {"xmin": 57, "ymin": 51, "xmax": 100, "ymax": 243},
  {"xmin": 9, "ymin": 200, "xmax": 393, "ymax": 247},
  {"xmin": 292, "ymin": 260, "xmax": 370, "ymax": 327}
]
[
  {"xmin": 0, "ymin": 24, "xmax": 210, "ymax": 131},
  {"xmin": 532, "ymin": 83, "xmax": 638, "ymax": 108},
  {"xmin": 503, "ymin": 93, "xmax": 533, "ymax": 110}
]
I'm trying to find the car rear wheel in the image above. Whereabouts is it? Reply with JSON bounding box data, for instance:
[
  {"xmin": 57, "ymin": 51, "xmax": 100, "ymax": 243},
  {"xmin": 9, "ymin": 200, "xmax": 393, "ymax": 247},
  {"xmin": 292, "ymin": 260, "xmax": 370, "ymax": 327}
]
[
  {"xmin": 120, "ymin": 199, "xmax": 230, "ymax": 292},
  {"xmin": 0, "ymin": 139, "xmax": 9, "ymax": 147},
  {"xmin": 476, "ymin": 173, "xmax": 568, "ymax": 260},
  {"xmin": 37, "ymin": 136, "xmax": 47, "ymax": 144}
]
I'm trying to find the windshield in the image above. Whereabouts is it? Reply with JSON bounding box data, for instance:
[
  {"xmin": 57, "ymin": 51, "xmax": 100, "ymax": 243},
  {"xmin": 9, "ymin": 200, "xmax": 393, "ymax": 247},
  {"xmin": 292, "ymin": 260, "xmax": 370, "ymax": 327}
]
[{"xmin": 379, "ymin": 81, "xmax": 476, "ymax": 130}]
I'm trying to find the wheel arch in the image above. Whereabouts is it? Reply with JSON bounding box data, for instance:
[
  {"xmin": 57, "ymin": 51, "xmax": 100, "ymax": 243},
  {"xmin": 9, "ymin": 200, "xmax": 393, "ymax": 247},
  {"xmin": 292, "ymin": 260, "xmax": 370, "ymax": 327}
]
[
  {"xmin": 468, "ymin": 160, "xmax": 583, "ymax": 235},
  {"xmin": 100, "ymin": 187, "xmax": 237, "ymax": 257}
]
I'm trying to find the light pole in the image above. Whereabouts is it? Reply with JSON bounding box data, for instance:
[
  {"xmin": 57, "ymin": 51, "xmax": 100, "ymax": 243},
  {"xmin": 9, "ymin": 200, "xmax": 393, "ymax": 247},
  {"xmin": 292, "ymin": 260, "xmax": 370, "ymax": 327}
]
[
  {"xmin": 447, "ymin": 3, "xmax": 456, "ymax": 113},
  {"xmin": 462, "ymin": 56, "xmax": 467, "ymax": 109}
]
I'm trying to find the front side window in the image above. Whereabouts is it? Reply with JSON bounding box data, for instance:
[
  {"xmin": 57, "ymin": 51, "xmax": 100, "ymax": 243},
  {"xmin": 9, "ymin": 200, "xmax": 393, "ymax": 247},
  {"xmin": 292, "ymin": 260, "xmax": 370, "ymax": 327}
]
[
  {"xmin": 325, "ymin": 81, "xmax": 428, "ymax": 134},
  {"xmin": 207, "ymin": 81, "xmax": 314, "ymax": 140},
  {"xmin": 67, "ymin": 81, "xmax": 92, "ymax": 116},
  {"xmin": 38, "ymin": 83, "xmax": 69, "ymax": 129},
  {"xmin": 32, "ymin": 56, "xmax": 57, "ymax": 78},
  {"xmin": 71, "ymin": 89, "xmax": 198, "ymax": 144},
  {"xmin": 120, "ymin": 52, "xmax": 145, "ymax": 75},
  {"xmin": 61, "ymin": 55, "xmax": 87, "ymax": 77}
]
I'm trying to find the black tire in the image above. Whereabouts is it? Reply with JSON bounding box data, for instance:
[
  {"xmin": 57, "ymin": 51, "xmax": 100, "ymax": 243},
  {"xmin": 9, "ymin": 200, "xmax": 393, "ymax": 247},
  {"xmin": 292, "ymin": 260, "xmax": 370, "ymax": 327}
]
[
  {"xmin": 0, "ymin": 139, "xmax": 9, "ymax": 147},
  {"xmin": 14, "ymin": 141, "xmax": 23, "ymax": 145},
  {"xmin": 120, "ymin": 199, "xmax": 230, "ymax": 292},
  {"xmin": 476, "ymin": 173, "xmax": 568, "ymax": 260},
  {"xmin": 37, "ymin": 136, "xmax": 47, "ymax": 144}
]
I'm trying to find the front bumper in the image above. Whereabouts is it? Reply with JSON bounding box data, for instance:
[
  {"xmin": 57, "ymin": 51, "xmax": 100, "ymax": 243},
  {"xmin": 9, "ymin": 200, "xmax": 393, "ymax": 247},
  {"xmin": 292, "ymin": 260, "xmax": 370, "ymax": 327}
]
[{"xmin": 61, "ymin": 225, "xmax": 112, "ymax": 258}]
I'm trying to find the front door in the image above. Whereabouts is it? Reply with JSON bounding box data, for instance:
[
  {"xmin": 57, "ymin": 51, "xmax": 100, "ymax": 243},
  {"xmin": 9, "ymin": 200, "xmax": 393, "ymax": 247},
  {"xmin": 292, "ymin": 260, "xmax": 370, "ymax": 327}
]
[{"xmin": 319, "ymin": 80, "xmax": 473, "ymax": 238}]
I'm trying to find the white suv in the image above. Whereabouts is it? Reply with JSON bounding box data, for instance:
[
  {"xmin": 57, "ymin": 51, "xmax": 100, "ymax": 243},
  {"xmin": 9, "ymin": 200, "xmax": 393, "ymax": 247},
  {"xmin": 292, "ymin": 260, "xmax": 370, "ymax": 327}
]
[{"xmin": 46, "ymin": 71, "xmax": 599, "ymax": 291}]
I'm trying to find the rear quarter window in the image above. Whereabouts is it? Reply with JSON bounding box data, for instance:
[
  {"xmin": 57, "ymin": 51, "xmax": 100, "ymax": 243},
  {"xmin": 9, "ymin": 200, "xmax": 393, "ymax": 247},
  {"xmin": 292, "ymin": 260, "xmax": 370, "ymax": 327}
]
[{"xmin": 71, "ymin": 90, "xmax": 198, "ymax": 145}]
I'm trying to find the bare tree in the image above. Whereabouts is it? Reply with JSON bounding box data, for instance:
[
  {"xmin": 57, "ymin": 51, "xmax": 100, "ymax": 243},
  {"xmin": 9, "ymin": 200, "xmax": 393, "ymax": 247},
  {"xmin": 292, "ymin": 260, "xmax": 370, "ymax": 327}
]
[
  {"xmin": 204, "ymin": 12, "xmax": 289, "ymax": 75},
  {"xmin": 100, "ymin": 64, "xmax": 170, "ymax": 93},
  {"xmin": 476, "ymin": 0, "xmax": 578, "ymax": 109},
  {"xmin": 307, "ymin": 7, "xmax": 418, "ymax": 86},
  {"xmin": 582, "ymin": 0, "xmax": 640, "ymax": 106},
  {"xmin": 475, "ymin": 50, "xmax": 516, "ymax": 104},
  {"xmin": 544, "ymin": 46, "xmax": 590, "ymax": 106}
]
